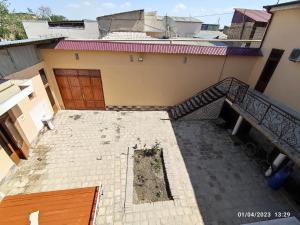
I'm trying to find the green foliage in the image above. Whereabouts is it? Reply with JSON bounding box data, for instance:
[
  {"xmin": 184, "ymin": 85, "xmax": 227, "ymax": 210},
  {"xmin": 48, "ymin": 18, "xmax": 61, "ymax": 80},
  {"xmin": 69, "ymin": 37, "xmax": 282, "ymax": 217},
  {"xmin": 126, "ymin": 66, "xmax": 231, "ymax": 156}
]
[
  {"xmin": 50, "ymin": 15, "xmax": 67, "ymax": 22},
  {"xmin": 143, "ymin": 141, "xmax": 162, "ymax": 157},
  {"xmin": 0, "ymin": 0, "xmax": 11, "ymax": 39},
  {"xmin": 0, "ymin": 1, "xmax": 68, "ymax": 40},
  {"xmin": 151, "ymin": 158, "xmax": 161, "ymax": 172}
]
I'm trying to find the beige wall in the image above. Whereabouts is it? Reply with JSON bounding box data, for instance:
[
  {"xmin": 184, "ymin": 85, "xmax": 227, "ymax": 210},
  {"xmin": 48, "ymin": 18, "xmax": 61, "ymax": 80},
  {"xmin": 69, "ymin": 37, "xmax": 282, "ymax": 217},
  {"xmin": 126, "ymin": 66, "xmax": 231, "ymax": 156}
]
[
  {"xmin": 41, "ymin": 49, "xmax": 258, "ymax": 107},
  {"xmin": 0, "ymin": 62, "xmax": 54, "ymax": 181},
  {"xmin": 248, "ymin": 7, "xmax": 300, "ymax": 112},
  {"xmin": 6, "ymin": 62, "xmax": 54, "ymax": 144},
  {"xmin": 0, "ymin": 146, "xmax": 14, "ymax": 181}
]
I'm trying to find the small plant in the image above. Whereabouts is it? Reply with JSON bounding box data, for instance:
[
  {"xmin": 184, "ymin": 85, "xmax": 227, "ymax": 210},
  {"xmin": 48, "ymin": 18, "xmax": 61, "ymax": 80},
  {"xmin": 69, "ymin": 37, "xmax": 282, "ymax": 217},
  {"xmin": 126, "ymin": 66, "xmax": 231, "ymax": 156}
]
[
  {"xmin": 156, "ymin": 191, "xmax": 161, "ymax": 198},
  {"xmin": 151, "ymin": 158, "xmax": 161, "ymax": 172},
  {"xmin": 144, "ymin": 141, "xmax": 162, "ymax": 157}
]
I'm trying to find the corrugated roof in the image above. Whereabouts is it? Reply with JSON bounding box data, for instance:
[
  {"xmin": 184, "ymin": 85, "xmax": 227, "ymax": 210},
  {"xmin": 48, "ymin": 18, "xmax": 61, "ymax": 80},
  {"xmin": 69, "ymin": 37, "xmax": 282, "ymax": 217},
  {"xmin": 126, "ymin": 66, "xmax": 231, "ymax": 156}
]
[
  {"xmin": 0, "ymin": 37, "xmax": 64, "ymax": 49},
  {"xmin": 53, "ymin": 40, "xmax": 262, "ymax": 56},
  {"xmin": 235, "ymin": 8, "xmax": 271, "ymax": 22}
]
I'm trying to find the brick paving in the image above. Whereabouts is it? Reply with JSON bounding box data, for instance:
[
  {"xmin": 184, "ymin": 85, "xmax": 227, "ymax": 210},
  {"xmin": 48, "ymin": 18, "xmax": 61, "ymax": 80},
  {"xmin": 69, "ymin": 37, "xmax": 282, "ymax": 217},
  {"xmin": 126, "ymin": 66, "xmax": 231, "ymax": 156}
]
[
  {"xmin": 0, "ymin": 110, "xmax": 299, "ymax": 225},
  {"xmin": 172, "ymin": 118, "xmax": 300, "ymax": 225}
]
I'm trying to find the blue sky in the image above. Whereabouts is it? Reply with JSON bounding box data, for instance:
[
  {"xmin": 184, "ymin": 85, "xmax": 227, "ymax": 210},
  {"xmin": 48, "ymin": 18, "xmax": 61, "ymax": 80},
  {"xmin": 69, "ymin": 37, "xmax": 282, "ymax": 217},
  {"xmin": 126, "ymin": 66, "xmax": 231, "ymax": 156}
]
[{"xmin": 8, "ymin": 0, "xmax": 290, "ymax": 26}]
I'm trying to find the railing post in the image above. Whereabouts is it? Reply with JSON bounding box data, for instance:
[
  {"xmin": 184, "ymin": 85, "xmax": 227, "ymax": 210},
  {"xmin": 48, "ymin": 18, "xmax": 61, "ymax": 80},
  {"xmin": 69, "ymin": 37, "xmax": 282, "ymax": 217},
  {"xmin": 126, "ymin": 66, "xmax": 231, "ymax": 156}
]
[{"xmin": 259, "ymin": 104, "xmax": 271, "ymax": 124}]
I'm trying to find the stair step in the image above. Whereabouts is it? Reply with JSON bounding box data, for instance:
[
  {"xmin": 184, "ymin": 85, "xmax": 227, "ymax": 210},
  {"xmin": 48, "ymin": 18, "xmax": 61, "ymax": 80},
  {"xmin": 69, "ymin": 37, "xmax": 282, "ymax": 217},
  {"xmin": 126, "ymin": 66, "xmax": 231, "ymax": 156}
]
[
  {"xmin": 170, "ymin": 108, "xmax": 177, "ymax": 119},
  {"xmin": 203, "ymin": 92, "xmax": 213, "ymax": 102},
  {"xmin": 190, "ymin": 98, "xmax": 199, "ymax": 108},
  {"xmin": 182, "ymin": 103, "xmax": 191, "ymax": 113},
  {"xmin": 194, "ymin": 96, "xmax": 202, "ymax": 105},
  {"xmin": 178, "ymin": 104, "xmax": 187, "ymax": 115},
  {"xmin": 200, "ymin": 94, "xmax": 210, "ymax": 104},
  {"xmin": 186, "ymin": 100, "xmax": 195, "ymax": 110},
  {"xmin": 212, "ymin": 87, "xmax": 224, "ymax": 96},
  {"xmin": 174, "ymin": 106, "xmax": 182, "ymax": 117},
  {"xmin": 210, "ymin": 88, "xmax": 223, "ymax": 97},
  {"xmin": 206, "ymin": 90, "xmax": 218, "ymax": 99}
]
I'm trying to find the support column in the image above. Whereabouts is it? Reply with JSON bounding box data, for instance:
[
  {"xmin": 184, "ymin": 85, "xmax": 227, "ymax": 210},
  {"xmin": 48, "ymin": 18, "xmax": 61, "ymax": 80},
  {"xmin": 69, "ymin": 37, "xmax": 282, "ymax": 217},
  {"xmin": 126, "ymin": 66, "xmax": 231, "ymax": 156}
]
[
  {"xmin": 265, "ymin": 153, "xmax": 287, "ymax": 177},
  {"xmin": 232, "ymin": 115, "xmax": 243, "ymax": 135}
]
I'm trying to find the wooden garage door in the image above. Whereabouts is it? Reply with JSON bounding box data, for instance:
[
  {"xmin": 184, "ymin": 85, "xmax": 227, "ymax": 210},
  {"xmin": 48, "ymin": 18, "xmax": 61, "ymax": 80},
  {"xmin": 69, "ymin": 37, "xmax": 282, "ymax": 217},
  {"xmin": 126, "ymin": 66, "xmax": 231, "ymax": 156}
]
[{"xmin": 54, "ymin": 69, "xmax": 105, "ymax": 110}]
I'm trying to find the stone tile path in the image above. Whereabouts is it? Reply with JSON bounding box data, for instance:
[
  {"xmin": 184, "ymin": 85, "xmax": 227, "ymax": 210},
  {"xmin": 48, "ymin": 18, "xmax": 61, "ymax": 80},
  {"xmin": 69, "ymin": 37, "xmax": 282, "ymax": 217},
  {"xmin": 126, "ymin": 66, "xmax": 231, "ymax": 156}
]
[
  {"xmin": 0, "ymin": 110, "xmax": 203, "ymax": 225},
  {"xmin": 0, "ymin": 110, "xmax": 299, "ymax": 225},
  {"xmin": 172, "ymin": 118, "xmax": 300, "ymax": 225}
]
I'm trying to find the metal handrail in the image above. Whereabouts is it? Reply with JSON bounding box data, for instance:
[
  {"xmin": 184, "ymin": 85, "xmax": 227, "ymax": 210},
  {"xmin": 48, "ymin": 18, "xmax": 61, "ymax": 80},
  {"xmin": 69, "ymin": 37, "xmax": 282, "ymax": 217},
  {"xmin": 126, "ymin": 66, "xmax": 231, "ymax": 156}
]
[
  {"xmin": 172, "ymin": 77, "xmax": 249, "ymax": 107},
  {"xmin": 236, "ymin": 89, "xmax": 300, "ymax": 152}
]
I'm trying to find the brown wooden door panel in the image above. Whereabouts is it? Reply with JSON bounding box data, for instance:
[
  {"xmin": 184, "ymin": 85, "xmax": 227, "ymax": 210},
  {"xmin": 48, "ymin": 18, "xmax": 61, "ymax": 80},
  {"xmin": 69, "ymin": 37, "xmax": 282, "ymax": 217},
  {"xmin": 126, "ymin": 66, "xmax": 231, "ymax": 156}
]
[
  {"xmin": 91, "ymin": 77, "xmax": 102, "ymax": 87},
  {"xmin": 82, "ymin": 87, "xmax": 94, "ymax": 100},
  {"xmin": 85, "ymin": 101, "xmax": 96, "ymax": 109},
  {"xmin": 95, "ymin": 101, "xmax": 105, "ymax": 109},
  {"xmin": 56, "ymin": 76, "xmax": 69, "ymax": 87},
  {"xmin": 78, "ymin": 76, "xmax": 91, "ymax": 86},
  {"xmin": 59, "ymin": 87, "xmax": 73, "ymax": 100},
  {"xmin": 68, "ymin": 76, "xmax": 80, "ymax": 87},
  {"xmin": 54, "ymin": 69, "xmax": 105, "ymax": 110},
  {"xmin": 70, "ymin": 87, "xmax": 83, "ymax": 100},
  {"xmin": 92, "ymin": 87, "xmax": 104, "ymax": 101},
  {"xmin": 74, "ymin": 100, "xmax": 85, "ymax": 109}
]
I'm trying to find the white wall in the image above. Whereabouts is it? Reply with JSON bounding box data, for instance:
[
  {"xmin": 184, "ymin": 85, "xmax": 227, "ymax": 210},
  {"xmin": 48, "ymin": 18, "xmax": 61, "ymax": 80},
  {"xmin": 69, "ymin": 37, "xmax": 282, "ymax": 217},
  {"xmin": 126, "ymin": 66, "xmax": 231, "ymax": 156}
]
[
  {"xmin": 175, "ymin": 21, "xmax": 202, "ymax": 37},
  {"xmin": 22, "ymin": 20, "xmax": 100, "ymax": 39}
]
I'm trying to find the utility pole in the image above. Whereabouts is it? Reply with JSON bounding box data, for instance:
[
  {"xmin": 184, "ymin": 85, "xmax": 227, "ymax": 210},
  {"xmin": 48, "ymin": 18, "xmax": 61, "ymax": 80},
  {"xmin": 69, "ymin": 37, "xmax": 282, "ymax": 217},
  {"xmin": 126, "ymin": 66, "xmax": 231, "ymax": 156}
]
[{"xmin": 165, "ymin": 13, "xmax": 169, "ymax": 38}]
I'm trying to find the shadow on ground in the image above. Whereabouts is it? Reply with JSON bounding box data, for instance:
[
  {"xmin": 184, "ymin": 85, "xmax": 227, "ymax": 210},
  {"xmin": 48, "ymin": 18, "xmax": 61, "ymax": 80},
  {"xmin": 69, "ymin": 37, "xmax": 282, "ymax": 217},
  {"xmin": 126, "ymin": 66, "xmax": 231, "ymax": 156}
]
[{"xmin": 170, "ymin": 118, "xmax": 300, "ymax": 225}]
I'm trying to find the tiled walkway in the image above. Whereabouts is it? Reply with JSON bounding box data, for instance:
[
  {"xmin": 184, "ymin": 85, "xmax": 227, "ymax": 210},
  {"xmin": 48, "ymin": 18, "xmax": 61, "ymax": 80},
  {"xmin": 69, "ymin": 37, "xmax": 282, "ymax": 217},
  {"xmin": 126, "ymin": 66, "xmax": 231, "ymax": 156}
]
[
  {"xmin": 172, "ymin": 118, "xmax": 300, "ymax": 225},
  {"xmin": 0, "ymin": 110, "xmax": 299, "ymax": 225}
]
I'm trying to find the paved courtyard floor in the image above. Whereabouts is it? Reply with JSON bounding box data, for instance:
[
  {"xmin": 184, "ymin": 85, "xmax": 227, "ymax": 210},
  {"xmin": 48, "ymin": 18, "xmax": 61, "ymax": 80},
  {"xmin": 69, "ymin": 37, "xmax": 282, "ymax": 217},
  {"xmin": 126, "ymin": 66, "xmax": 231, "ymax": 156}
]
[{"xmin": 0, "ymin": 110, "xmax": 299, "ymax": 225}]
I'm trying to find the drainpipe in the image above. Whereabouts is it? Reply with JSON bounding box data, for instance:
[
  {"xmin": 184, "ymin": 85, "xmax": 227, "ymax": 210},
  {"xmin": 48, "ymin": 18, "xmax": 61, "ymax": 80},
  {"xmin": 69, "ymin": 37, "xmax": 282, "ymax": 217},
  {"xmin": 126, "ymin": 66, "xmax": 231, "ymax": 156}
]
[{"xmin": 232, "ymin": 115, "xmax": 243, "ymax": 135}]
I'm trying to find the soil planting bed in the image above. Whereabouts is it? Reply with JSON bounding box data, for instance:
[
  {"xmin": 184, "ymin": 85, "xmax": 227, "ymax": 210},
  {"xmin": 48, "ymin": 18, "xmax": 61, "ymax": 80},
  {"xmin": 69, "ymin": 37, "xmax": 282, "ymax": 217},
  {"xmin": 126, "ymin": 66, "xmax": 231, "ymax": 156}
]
[{"xmin": 133, "ymin": 144, "xmax": 172, "ymax": 204}]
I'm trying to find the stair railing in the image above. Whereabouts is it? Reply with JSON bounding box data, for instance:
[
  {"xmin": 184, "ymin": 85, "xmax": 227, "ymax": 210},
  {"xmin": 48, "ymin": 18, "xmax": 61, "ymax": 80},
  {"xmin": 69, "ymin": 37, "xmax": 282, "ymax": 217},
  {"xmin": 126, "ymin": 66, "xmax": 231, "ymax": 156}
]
[{"xmin": 236, "ymin": 90, "xmax": 300, "ymax": 153}]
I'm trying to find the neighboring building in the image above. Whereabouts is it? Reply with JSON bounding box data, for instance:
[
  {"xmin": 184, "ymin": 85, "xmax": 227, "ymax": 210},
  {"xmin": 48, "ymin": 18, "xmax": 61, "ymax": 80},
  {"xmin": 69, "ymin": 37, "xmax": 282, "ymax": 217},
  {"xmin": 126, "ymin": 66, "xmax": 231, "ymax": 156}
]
[
  {"xmin": 0, "ymin": 38, "xmax": 61, "ymax": 180},
  {"xmin": 226, "ymin": 8, "xmax": 271, "ymax": 47},
  {"xmin": 248, "ymin": 0, "xmax": 300, "ymax": 112},
  {"xmin": 22, "ymin": 20, "xmax": 100, "ymax": 39},
  {"xmin": 97, "ymin": 10, "xmax": 202, "ymax": 38},
  {"xmin": 97, "ymin": 10, "xmax": 145, "ymax": 38},
  {"xmin": 156, "ymin": 16, "xmax": 202, "ymax": 38},
  {"xmin": 201, "ymin": 23, "xmax": 220, "ymax": 31}
]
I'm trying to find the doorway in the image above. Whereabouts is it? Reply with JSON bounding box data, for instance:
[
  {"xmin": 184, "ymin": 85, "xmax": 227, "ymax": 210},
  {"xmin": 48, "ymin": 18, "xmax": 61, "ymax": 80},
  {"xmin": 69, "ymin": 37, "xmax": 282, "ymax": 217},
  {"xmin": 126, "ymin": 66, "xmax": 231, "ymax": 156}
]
[
  {"xmin": 54, "ymin": 69, "xmax": 105, "ymax": 110},
  {"xmin": 0, "ymin": 114, "xmax": 29, "ymax": 164},
  {"xmin": 255, "ymin": 48, "xmax": 284, "ymax": 93}
]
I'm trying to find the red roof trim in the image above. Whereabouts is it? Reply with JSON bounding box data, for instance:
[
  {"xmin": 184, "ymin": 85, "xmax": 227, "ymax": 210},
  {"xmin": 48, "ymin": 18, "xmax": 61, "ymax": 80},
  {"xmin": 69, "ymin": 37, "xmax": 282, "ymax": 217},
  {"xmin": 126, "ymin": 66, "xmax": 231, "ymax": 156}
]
[{"xmin": 54, "ymin": 40, "xmax": 262, "ymax": 56}]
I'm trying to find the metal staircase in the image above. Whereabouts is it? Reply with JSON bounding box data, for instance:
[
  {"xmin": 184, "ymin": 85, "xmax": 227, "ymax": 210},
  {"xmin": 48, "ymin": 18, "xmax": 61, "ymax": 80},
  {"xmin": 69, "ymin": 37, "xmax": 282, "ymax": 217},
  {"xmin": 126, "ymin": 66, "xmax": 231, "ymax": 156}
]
[{"xmin": 168, "ymin": 77, "xmax": 249, "ymax": 120}]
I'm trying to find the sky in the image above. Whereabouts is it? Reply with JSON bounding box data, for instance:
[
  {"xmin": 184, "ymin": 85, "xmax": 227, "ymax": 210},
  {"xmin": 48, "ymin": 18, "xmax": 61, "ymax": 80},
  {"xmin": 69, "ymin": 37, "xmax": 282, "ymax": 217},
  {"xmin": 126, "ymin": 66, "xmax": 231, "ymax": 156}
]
[{"xmin": 8, "ymin": 0, "xmax": 290, "ymax": 27}]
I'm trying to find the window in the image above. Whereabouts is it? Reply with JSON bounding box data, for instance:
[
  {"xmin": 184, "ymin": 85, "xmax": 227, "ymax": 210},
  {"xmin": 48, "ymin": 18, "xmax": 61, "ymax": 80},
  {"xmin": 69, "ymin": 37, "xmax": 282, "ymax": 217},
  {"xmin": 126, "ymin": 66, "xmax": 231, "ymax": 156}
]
[{"xmin": 39, "ymin": 68, "xmax": 56, "ymax": 108}]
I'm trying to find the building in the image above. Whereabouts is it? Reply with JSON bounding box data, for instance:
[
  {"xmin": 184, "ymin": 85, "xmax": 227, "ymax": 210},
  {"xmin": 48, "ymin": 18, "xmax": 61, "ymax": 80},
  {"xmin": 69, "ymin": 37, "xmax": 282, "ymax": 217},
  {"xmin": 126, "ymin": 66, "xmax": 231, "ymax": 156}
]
[
  {"xmin": 97, "ymin": 10, "xmax": 145, "ymax": 38},
  {"xmin": 0, "ymin": 38, "xmax": 61, "ymax": 180},
  {"xmin": 226, "ymin": 8, "xmax": 271, "ymax": 47},
  {"xmin": 97, "ymin": 10, "xmax": 202, "ymax": 38},
  {"xmin": 22, "ymin": 20, "xmax": 100, "ymax": 39},
  {"xmin": 156, "ymin": 15, "xmax": 202, "ymax": 38},
  {"xmin": 0, "ymin": 1, "xmax": 300, "ymax": 224},
  {"xmin": 201, "ymin": 23, "xmax": 220, "ymax": 31}
]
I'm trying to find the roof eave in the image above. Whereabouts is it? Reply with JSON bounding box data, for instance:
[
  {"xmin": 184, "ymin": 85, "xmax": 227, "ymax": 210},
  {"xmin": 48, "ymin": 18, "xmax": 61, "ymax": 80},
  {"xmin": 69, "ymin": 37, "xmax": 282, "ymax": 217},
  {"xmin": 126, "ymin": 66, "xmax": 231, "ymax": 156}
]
[{"xmin": 264, "ymin": 1, "xmax": 300, "ymax": 12}]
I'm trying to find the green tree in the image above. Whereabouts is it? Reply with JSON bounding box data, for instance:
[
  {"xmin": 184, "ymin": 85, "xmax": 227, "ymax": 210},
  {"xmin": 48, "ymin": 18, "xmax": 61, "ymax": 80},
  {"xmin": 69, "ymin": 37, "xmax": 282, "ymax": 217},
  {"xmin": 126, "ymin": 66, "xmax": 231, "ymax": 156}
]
[
  {"xmin": 0, "ymin": 0, "xmax": 11, "ymax": 39},
  {"xmin": 50, "ymin": 15, "xmax": 67, "ymax": 22}
]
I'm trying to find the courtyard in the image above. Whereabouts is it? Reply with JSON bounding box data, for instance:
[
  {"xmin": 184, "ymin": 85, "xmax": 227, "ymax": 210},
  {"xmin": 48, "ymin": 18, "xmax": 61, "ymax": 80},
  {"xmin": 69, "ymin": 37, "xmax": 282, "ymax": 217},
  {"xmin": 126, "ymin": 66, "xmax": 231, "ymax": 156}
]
[{"xmin": 0, "ymin": 110, "xmax": 299, "ymax": 225}]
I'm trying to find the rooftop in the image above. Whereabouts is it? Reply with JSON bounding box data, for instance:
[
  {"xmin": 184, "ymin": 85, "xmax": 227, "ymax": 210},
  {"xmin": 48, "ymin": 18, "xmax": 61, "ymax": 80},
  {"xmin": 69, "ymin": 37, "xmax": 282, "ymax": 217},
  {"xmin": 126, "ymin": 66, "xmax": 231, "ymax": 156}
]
[
  {"xmin": 0, "ymin": 37, "xmax": 64, "ymax": 49},
  {"xmin": 234, "ymin": 8, "xmax": 271, "ymax": 23},
  {"xmin": 53, "ymin": 39, "xmax": 262, "ymax": 56},
  {"xmin": 264, "ymin": 0, "xmax": 300, "ymax": 11}
]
